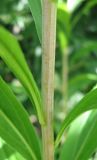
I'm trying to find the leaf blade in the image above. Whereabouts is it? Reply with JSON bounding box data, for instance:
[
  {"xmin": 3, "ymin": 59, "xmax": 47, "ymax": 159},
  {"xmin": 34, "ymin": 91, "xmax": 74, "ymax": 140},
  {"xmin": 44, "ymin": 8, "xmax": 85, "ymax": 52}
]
[
  {"xmin": 0, "ymin": 77, "xmax": 41, "ymax": 160},
  {"xmin": 59, "ymin": 112, "xmax": 91, "ymax": 160},
  {"xmin": 55, "ymin": 88, "xmax": 97, "ymax": 147},
  {"xmin": 73, "ymin": 110, "xmax": 97, "ymax": 160},
  {"xmin": 27, "ymin": 0, "xmax": 42, "ymax": 42},
  {"xmin": 0, "ymin": 138, "xmax": 25, "ymax": 160},
  {"xmin": 0, "ymin": 26, "xmax": 44, "ymax": 125}
]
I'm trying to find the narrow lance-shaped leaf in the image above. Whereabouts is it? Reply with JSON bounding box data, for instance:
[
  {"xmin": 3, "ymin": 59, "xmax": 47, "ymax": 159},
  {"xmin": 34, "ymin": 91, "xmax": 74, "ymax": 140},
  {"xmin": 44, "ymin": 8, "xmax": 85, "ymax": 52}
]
[
  {"xmin": 59, "ymin": 112, "xmax": 91, "ymax": 160},
  {"xmin": 0, "ymin": 77, "xmax": 41, "ymax": 160},
  {"xmin": 27, "ymin": 0, "xmax": 42, "ymax": 42},
  {"xmin": 0, "ymin": 26, "xmax": 45, "ymax": 125},
  {"xmin": 73, "ymin": 110, "xmax": 97, "ymax": 160},
  {"xmin": 55, "ymin": 88, "xmax": 97, "ymax": 147}
]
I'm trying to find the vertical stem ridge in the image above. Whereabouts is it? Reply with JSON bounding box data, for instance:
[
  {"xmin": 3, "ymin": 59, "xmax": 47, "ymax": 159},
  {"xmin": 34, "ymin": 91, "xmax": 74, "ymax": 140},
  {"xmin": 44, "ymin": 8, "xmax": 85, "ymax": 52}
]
[{"xmin": 42, "ymin": 1, "xmax": 57, "ymax": 160}]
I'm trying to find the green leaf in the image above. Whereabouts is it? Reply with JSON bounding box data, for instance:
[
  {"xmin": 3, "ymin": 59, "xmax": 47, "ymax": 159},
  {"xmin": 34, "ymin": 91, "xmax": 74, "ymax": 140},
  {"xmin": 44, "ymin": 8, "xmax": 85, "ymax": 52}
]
[
  {"xmin": 0, "ymin": 77, "xmax": 41, "ymax": 160},
  {"xmin": 59, "ymin": 112, "xmax": 91, "ymax": 160},
  {"xmin": 27, "ymin": 0, "xmax": 42, "ymax": 42},
  {"xmin": 72, "ymin": 110, "xmax": 97, "ymax": 160},
  {"xmin": 0, "ymin": 26, "xmax": 45, "ymax": 125},
  {"xmin": 55, "ymin": 88, "xmax": 97, "ymax": 147},
  {"xmin": 0, "ymin": 138, "xmax": 25, "ymax": 160}
]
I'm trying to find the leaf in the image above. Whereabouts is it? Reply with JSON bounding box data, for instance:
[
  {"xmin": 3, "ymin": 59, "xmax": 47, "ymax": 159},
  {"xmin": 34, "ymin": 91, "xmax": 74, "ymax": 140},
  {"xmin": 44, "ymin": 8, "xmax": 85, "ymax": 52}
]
[
  {"xmin": 0, "ymin": 138, "xmax": 25, "ymax": 160},
  {"xmin": 59, "ymin": 112, "xmax": 91, "ymax": 160},
  {"xmin": 0, "ymin": 26, "xmax": 45, "ymax": 125},
  {"xmin": 27, "ymin": 0, "xmax": 42, "ymax": 42},
  {"xmin": 55, "ymin": 88, "xmax": 97, "ymax": 147},
  {"xmin": 0, "ymin": 77, "xmax": 41, "ymax": 160},
  {"xmin": 72, "ymin": 110, "xmax": 97, "ymax": 160}
]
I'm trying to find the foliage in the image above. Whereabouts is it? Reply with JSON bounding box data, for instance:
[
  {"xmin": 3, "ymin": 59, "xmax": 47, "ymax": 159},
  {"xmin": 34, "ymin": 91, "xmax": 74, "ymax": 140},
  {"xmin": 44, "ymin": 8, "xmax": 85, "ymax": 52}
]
[{"xmin": 0, "ymin": 0, "xmax": 97, "ymax": 160}]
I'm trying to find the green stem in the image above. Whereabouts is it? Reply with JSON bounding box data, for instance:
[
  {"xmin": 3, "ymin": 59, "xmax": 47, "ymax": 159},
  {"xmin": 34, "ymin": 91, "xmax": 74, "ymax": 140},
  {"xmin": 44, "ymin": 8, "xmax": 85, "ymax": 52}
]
[{"xmin": 41, "ymin": 0, "xmax": 57, "ymax": 160}]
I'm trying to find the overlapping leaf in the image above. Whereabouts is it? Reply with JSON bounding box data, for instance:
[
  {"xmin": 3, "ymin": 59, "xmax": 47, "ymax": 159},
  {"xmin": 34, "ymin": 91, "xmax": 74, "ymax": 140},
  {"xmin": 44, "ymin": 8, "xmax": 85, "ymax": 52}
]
[
  {"xmin": 55, "ymin": 88, "xmax": 97, "ymax": 147},
  {"xmin": 73, "ymin": 110, "xmax": 97, "ymax": 160},
  {"xmin": 0, "ymin": 26, "xmax": 44, "ymax": 125},
  {"xmin": 0, "ymin": 77, "xmax": 41, "ymax": 160},
  {"xmin": 0, "ymin": 138, "xmax": 25, "ymax": 160},
  {"xmin": 59, "ymin": 112, "xmax": 91, "ymax": 160},
  {"xmin": 60, "ymin": 111, "xmax": 97, "ymax": 160},
  {"xmin": 27, "ymin": 0, "xmax": 42, "ymax": 42}
]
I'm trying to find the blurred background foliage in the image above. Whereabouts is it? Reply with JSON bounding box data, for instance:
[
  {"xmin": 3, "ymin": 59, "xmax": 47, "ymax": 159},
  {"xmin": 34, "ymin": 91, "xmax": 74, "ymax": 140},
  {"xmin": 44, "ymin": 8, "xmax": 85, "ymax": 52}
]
[{"xmin": 0, "ymin": 0, "xmax": 97, "ymax": 159}]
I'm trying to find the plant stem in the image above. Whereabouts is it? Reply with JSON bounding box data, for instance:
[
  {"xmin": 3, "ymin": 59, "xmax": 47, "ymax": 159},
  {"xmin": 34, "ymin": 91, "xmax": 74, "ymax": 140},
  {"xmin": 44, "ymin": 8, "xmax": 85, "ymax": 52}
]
[{"xmin": 41, "ymin": 0, "xmax": 57, "ymax": 160}]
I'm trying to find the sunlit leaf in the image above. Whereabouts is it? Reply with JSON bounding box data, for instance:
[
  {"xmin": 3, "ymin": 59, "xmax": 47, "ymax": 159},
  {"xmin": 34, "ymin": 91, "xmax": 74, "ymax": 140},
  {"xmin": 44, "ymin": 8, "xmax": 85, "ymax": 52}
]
[
  {"xmin": 73, "ymin": 110, "xmax": 97, "ymax": 160},
  {"xmin": 59, "ymin": 112, "xmax": 91, "ymax": 160},
  {"xmin": 0, "ymin": 138, "xmax": 25, "ymax": 160}
]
